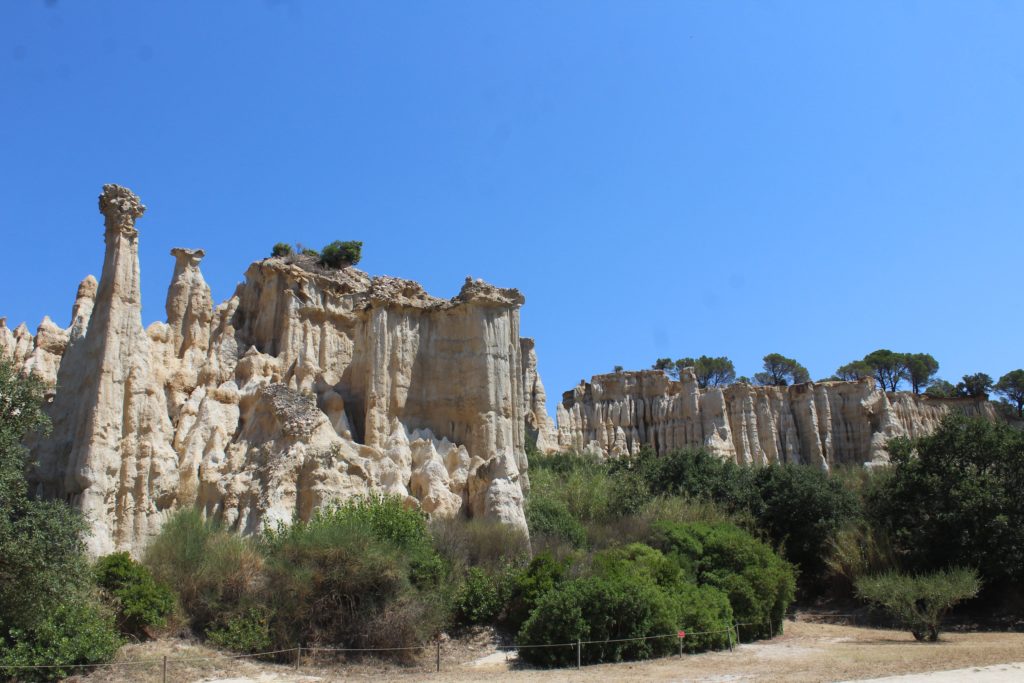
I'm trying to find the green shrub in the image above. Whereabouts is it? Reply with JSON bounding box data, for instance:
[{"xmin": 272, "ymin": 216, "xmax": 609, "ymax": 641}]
[
  {"xmin": 649, "ymin": 521, "xmax": 795, "ymax": 640},
  {"xmin": 95, "ymin": 552, "xmax": 174, "ymax": 637},
  {"xmin": 855, "ymin": 568, "xmax": 981, "ymax": 641},
  {"xmin": 752, "ymin": 464, "xmax": 861, "ymax": 591},
  {"xmin": 868, "ymin": 415, "xmax": 1024, "ymax": 586},
  {"xmin": 517, "ymin": 575, "xmax": 678, "ymax": 667},
  {"xmin": 301, "ymin": 248, "xmax": 320, "ymax": 257},
  {"xmin": 503, "ymin": 552, "xmax": 570, "ymax": 633},
  {"xmin": 319, "ymin": 240, "xmax": 362, "ymax": 268},
  {"xmin": 261, "ymin": 499, "xmax": 444, "ymax": 651},
  {"xmin": 526, "ymin": 495, "xmax": 587, "ymax": 548},
  {"xmin": 0, "ymin": 597, "xmax": 122, "ymax": 682},
  {"xmin": 143, "ymin": 509, "xmax": 264, "ymax": 634},
  {"xmin": 452, "ymin": 567, "xmax": 514, "ymax": 626},
  {"xmin": 270, "ymin": 242, "xmax": 293, "ymax": 258},
  {"xmin": 826, "ymin": 522, "xmax": 899, "ymax": 596},
  {"xmin": 0, "ymin": 362, "xmax": 121, "ymax": 678},
  {"xmin": 206, "ymin": 608, "xmax": 272, "ymax": 653}
]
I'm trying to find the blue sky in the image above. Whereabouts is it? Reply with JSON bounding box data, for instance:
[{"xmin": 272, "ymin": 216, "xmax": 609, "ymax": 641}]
[{"xmin": 2, "ymin": 1, "xmax": 1021, "ymax": 412}]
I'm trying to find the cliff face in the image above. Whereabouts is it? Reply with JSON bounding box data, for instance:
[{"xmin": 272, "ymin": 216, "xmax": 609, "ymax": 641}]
[
  {"xmin": 557, "ymin": 369, "xmax": 995, "ymax": 468},
  {"xmin": 3, "ymin": 185, "xmax": 550, "ymax": 555}
]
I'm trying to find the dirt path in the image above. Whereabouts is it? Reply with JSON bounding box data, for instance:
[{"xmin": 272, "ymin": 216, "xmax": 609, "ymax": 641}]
[{"xmin": 78, "ymin": 620, "xmax": 1024, "ymax": 683}]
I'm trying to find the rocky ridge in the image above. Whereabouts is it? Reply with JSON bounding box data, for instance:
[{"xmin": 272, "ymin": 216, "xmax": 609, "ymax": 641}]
[
  {"xmin": 0, "ymin": 185, "xmax": 555, "ymax": 555},
  {"xmin": 557, "ymin": 369, "xmax": 995, "ymax": 467}
]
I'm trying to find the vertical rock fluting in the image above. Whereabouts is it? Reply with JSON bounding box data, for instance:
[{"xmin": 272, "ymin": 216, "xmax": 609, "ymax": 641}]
[
  {"xmin": 557, "ymin": 369, "xmax": 996, "ymax": 468},
  {"xmin": 4, "ymin": 185, "xmax": 548, "ymax": 553}
]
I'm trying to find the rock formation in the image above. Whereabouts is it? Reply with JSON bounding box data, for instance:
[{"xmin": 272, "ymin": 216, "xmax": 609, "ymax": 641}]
[
  {"xmin": 3, "ymin": 185, "xmax": 550, "ymax": 555},
  {"xmin": 557, "ymin": 369, "xmax": 996, "ymax": 467}
]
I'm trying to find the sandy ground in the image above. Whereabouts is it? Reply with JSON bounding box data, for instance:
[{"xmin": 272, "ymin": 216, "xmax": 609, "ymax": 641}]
[{"xmin": 74, "ymin": 619, "xmax": 1024, "ymax": 683}]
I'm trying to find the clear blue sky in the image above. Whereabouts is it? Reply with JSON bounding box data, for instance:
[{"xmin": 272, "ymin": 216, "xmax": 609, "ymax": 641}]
[{"xmin": 2, "ymin": 1, "xmax": 1021, "ymax": 412}]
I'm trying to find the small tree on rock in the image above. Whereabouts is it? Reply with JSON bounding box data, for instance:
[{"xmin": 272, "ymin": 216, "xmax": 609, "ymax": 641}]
[
  {"xmin": 956, "ymin": 373, "xmax": 993, "ymax": 399},
  {"xmin": 995, "ymin": 370, "xmax": 1024, "ymax": 417},
  {"xmin": 319, "ymin": 240, "xmax": 362, "ymax": 269},
  {"xmin": 754, "ymin": 353, "xmax": 810, "ymax": 386}
]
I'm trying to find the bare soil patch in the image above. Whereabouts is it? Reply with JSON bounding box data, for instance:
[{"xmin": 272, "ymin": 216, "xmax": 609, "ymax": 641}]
[{"xmin": 75, "ymin": 618, "xmax": 1024, "ymax": 683}]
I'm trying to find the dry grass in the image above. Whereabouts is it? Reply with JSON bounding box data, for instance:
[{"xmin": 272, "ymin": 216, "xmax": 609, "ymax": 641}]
[{"xmin": 76, "ymin": 618, "xmax": 1024, "ymax": 683}]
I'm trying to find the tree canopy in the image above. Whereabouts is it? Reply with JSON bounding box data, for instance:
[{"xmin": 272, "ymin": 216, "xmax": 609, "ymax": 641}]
[
  {"xmin": 995, "ymin": 370, "xmax": 1024, "ymax": 416},
  {"xmin": 652, "ymin": 356, "xmax": 735, "ymax": 388},
  {"xmin": 754, "ymin": 353, "xmax": 810, "ymax": 386}
]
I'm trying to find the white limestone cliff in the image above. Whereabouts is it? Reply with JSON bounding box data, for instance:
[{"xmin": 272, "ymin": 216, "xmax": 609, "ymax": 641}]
[
  {"xmin": 4, "ymin": 184, "xmax": 545, "ymax": 554},
  {"xmin": 557, "ymin": 369, "xmax": 996, "ymax": 468}
]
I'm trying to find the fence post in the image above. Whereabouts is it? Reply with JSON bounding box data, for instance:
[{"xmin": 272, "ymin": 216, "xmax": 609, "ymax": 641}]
[
  {"xmin": 162, "ymin": 655, "xmax": 167, "ymax": 683},
  {"xmin": 678, "ymin": 635, "xmax": 683, "ymax": 658},
  {"xmin": 295, "ymin": 646, "xmax": 301, "ymax": 670},
  {"xmin": 576, "ymin": 639, "xmax": 582, "ymax": 669},
  {"xmin": 728, "ymin": 625, "xmax": 734, "ymax": 651},
  {"xmin": 436, "ymin": 639, "xmax": 441, "ymax": 672},
  {"xmin": 768, "ymin": 618, "xmax": 774, "ymax": 640}
]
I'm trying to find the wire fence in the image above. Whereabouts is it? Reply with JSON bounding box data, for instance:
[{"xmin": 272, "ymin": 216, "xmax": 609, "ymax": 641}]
[{"xmin": 0, "ymin": 618, "xmax": 779, "ymax": 681}]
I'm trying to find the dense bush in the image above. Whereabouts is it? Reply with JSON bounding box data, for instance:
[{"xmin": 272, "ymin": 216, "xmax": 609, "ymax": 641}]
[
  {"xmin": 625, "ymin": 447, "xmax": 859, "ymax": 590},
  {"xmin": 751, "ymin": 464, "xmax": 860, "ymax": 590},
  {"xmin": 0, "ymin": 362, "xmax": 123, "ymax": 677},
  {"xmin": 0, "ymin": 599, "xmax": 123, "ymax": 682},
  {"xmin": 503, "ymin": 552, "xmax": 570, "ymax": 633},
  {"xmin": 525, "ymin": 494, "xmax": 587, "ymax": 548},
  {"xmin": 94, "ymin": 552, "xmax": 174, "ymax": 637},
  {"xmin": 451, "ymin": 567, "xmax": 514, "ymax": 626},
  {"xmin": 319, "ymin": 240, "xmax": 362, "ymax": 268},
  {"xmin": 261, "ymin": 498, "xmax": 444, "ymax": 652},
  {"xmin": 205, "ymin": 608, "xmax": 272, "ymax": 653},
  {"xmin": 270, "ymin": 242, "xmax": 293, "ymax": 257},
  {"xmin": 518, "ymin": 575, "xmax": 680, "ymax": 667},
  {"xmin": 855, "ymin": 568, "xmax": 981, "ymax": 641},
  {"xmin": 868, "ymin": 415, "xmax": 1024, "ymax": 586},
  {"xmin": 144, "ymin": 510, "xmax": 264, "ymax": 636},
  {"xmin": 650, "ymin": 521, "xmax": 795, "ymax": 640}
]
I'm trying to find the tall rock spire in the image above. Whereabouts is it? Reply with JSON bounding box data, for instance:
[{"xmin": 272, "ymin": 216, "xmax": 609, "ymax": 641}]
[{"xmin": 37, "ymin": 185, "xmax": 178, "ymax": 555}]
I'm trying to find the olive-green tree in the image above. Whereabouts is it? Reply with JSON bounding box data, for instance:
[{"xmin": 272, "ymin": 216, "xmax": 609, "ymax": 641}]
[
  {"xmin": 995, "ymin": 370, "xmax": 1024, "ymax": 417},
  {"xmin": 754, "ymin": 353, "xmax": 810, "ymax": 386}
]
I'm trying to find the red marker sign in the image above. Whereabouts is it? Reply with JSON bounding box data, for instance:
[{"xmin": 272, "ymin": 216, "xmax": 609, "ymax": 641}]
[{"xmin": 678, "ymin": 630, "xmax": 686, "ymax": 638}]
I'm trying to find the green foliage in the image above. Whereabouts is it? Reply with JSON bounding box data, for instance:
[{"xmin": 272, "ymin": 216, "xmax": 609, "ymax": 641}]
[
  {"xmin": 517, "ymin": 575, "xmax": 680, "ymax": 667},
  {"xmin": 904, "ymin": 354, "xmax": 940, "ymax": 394},
  {"xmin": 825, "ymin": 522, "xmax": 899, "ymax": 596},
  {"xmin": 649, "ymin": 521, "xmax": 795, "ymax": 640},
  {"xmin": 855, "ymin": 568, "xmax": 980, "ymax": 641},
  {"xmin": 319, "ymin": 240, "xmax": 362, "ymax": 268},
  {"xmin": 525, "ymin": 494, "xmax": 587, "ymax": 548},
  {"xmin": 653, "ymin": 356, "xmax": 736, "ymax": 387},
  {"xmin": 0, "ymin": 361, "xmax": 122, "ymax": 676},
  {"xmin": 451, "ymin": 567, "xmax": 513, "ymax": 626},
  {"xmin": 754, "ymin": 353, "xmax": 809, "ymax": 386},
  {"xmin": 751, "ymin": 464, "xmax": 860, "ymax": 591},
  {"xmin": 94, "ymin": 552, "xmax": 174, "ymax": 637},
  {"xmin": 503, "ymin": 552, "xmax": 570, "ymax": 632},
  {"xmin": 835, "ymin": 360, "xmax": 872, "ymax": 381},
  {"xmin": 956, "ymin": 372, "xmax": 993, "ymax": 398},
  {"xmin": 270, "ymin": 242, "xmax": 293, "ymax": 258},
  {"xmin": 868, "ymin": 415, "xmax": 1024, "ymax": 586},
  {"xmin": 144, "ymin": 509, "xmax": 264, "ymax": 634},
  {"xmin": 924, "ymin": 379, "xmax": 957, "ymax": 398},
  {"xmin": 261, "ymin": 497, "xmax": 444, "ymax": 651},
  {"xmin": 205, "ymin": 608, "xmax": 272, "ymax": 653},
  {"xmin": 995, "ymin": 369, "xmax": 1024, "ymax": 417},
  {"xmin": 0, "ymin": 598, "xmax": 122, "ymax": 682}
]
